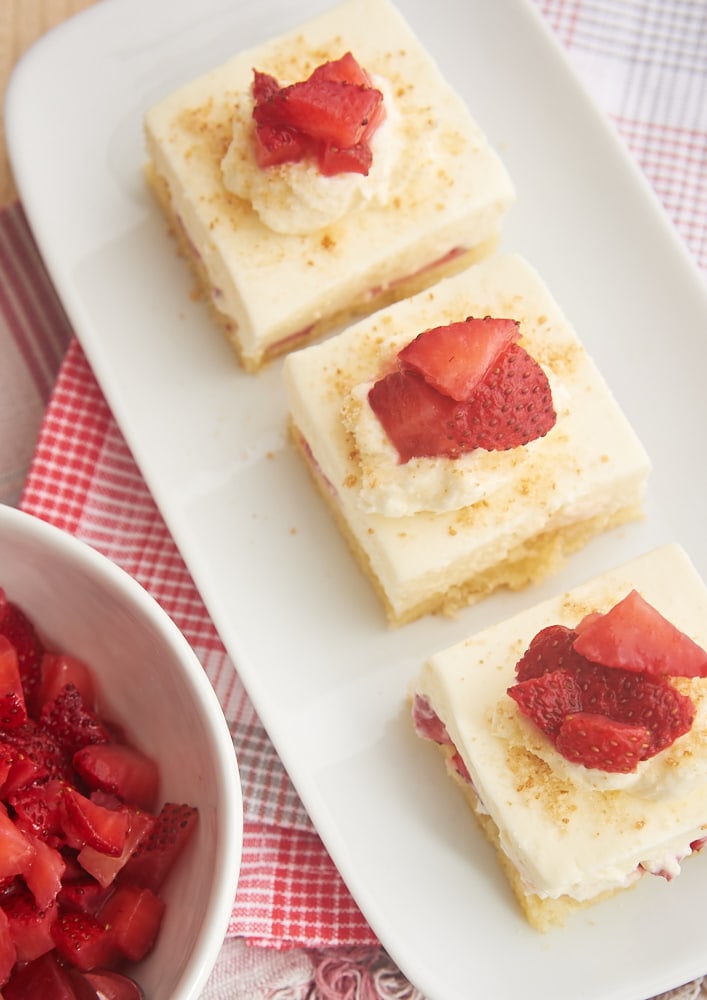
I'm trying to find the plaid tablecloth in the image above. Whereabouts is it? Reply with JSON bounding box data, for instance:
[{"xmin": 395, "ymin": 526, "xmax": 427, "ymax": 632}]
[{"xmin": 2, "ymin": 2, "xmax": 706, "ymax": 997}]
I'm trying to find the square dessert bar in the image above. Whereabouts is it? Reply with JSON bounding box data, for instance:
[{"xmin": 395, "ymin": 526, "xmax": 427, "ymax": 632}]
[
  {"xmin": 144, "ymin": 0, "xmax": 514, "ymax": 371},
  {"xmin": 283, "ymin": 252, "xmax": 651, "ymax": 626},
  {"xmin": 411, "ymin": 544, "xmax": 707, "ymax": 929}
]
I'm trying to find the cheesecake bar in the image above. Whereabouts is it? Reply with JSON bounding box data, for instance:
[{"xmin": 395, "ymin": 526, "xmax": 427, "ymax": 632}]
[
  {"xmin": 411, "ymin": 544, "xmax": 707, "ymax": 930},
  {"xmin": 143, "ymin": 0, "xmax": 514, "ymax": 371},
  {"xmin": 283, "ymin": 252, "xmax": 651, "ymax": 626}
]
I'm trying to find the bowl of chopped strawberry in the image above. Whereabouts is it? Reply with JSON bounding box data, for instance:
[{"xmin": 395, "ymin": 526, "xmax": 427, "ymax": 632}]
[{"xmin": 0, "ymin": 504, "xmax": 243, "ymax": 999}]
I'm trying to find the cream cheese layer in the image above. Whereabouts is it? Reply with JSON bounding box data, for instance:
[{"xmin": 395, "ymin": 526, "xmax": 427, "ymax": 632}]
[
  {"xmin": 413, "ymin": 545, "xmax": 707, "ymax": 902},
  {"xmin": 284, "ymin": 253, "xmax": 651, "ymax": 620},
  {"xmin": 144, "ymin": 0, "xmax": 515, "ymax": 364}
]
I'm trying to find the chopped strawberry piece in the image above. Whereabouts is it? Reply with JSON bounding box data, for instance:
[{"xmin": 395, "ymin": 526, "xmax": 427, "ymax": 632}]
[
  {"xmin": 84, "ymin": 969, "xmax": 144, "ymax": 1000},
  {"xmin": 1, "ymin": 750, "xmax": 44, "ymax": 796},
  {"xmin": 251, "ymin": 53, "xmax": 384, "ymax": 177},
  {"xmin": 555, "ymin": 712, "xmax": 651, "ymax": 773},
  {"xmin": 573, "ymin": 589, "xmax": 707, "ymax": 677},
  {"xmin": 0, "ymin": 722, "xmax": 71, "ymax": 791},
  {"xmin": 0, "ymin": 636, "xmax": 27, "ymax": 729},
  {"xmin": 73, "ymin": 743, "xmax": 159, "ymax": 812},
  {"xmin": 67, "ymin": 968, "xmax": 106, "ymax": 1000},
  {"xmin": 40, "ymin": 684, "xmax": 111, "ymax": 756},
  {"xmin": 3, "ymin": 951, "xmax": 81, "ymax": 999},
  {"xmin": 399, "ymin": 317, "xmax": 520, "ymax": 402},
  {"xmin": 252, "ymin": 69, "xmax": 280, "ymax": 104},
  {"xmin": 58, "ymin": 876, "xmax": 113, "ymax": 916},
  {"xmin": 120, "ymin": 801, "xmax": 198, "ymax": 892},
  {"xmin": 309, "ymin": 51, "xmax": 374, "ymax": 88},
  {"xmin": 78, "ymin": 808, "xmax": 155, "ymax": 889},
  {"xmin": 514, "ymin": 624, "xmax": 588, "ymax": 682},
  {"xmin": 254, "ymin": 76, "xmax": 382, "ymax": 148},
  {"xmin": 9, "ymin": 778, "xmax": 67, "ymax": 846},
  {"xmin": 253, "ymin": 123, "xmax": 313, "ymax": 169},
  {"xmin": 51, "ymin": 908, "xmax": 116, "ymax": 972},
  {"xmin": 317, "ymin": 140, "xmax": 373, "ymax": 177},
  {"xmin": 61, "ymin": 789, "xmax": 129, "ymax": 858},
  {"xmin": 40, "ymin": 654, "xmax": 96, "ymax": 712},
  {"xmin": 368, "ymin": 369, "xmax": 467, "ymax": 461},
  {"xmin": 0, "ymin": 809, "xmax": 33, "ymax": 878},
  {"xmin": 3, "ymin": 884, "xmax": 57, "ymax": 962},
  {"xmin": 0, "ymin": 602, "xmax": 44, "ymax": 719},
  {"xmin": 99, "ymin": 883, "xmax": 165, "ymax": 962},
  {"xmin": 0, "ymin": 742, "xmax": 14, "ymax": 790},
  {"xmin": 0, "ymin": 905, "xmax": 17, "ymax": 987},
  {"xmin": 21, "ymin": 832, "xmax": 66, "ymax": 910}
]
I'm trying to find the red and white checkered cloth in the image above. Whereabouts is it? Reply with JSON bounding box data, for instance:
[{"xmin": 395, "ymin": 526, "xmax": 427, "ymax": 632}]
[{"xmin": 2, "ymin": 2, "xmax": 707, "ymax": 997}]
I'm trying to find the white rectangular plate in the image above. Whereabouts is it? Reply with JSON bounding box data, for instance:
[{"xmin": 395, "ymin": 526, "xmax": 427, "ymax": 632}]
[{"xmin": 8, "ymin": 2, "xmax": 707, "ymax": 998}]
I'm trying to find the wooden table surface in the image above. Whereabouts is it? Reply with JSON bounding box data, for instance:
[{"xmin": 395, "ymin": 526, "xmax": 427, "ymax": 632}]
[{"xmin": 0, "ymin": 0, "xmax": 96, "ymax": 208}]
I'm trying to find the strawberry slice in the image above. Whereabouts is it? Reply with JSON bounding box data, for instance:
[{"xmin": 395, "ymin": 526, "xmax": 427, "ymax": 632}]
[
  {"xmin": 573, "ymin": 589, "xmax": 707, "ymax": 677},
  {"xmin": 555, "ymin": 713, "xmax": 652, "ymax": 773},
  {"xmin": 368, "ymin": 369, "xmax": 467, "ymax": 461},
  {"xmin": 508, "ymin": 668, "xmax": 582, "ymax": 740},
  {"xmin": 61, "ymin": 789, "xmax": 129, "ymax": 858},
  {"xmin": 78, "ymin": 808, "xmax": 155, "ymax": 889},
  {"xmin": 514, "ymin": 624, "xmax": 588, "ymax": 682},
  {"xmin": 73, "ymin": 743, "xmax": 159, "ymax": 812},
  {"xmin": 399, "ymin": 317, "xmax": 520, "ymax": 402},
  {"xmin": 460, "ymin": 342, "xmax": 556, "ymax": 451},
  {"xmin": 606, "ymin": 669, "xmax": 695, "ymax": 755},
  {"xmin": 51, "ymin": 909, "xmax": 116, "ymax": 972},
  {"xmin": 120, "ymin": 801, "xmax": 198, "ymax": 892},
  {"xmin": 0, "ymin": 600, "xmax": 44, "ymax": 718},
  {"xmin": 0, "ymin": 637, "xmax": 27, "ymax": 730}
]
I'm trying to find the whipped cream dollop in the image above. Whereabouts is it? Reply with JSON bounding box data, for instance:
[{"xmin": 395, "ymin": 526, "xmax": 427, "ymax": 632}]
[
  {"xmin": 342, "ymin": 372, "xmax": 567, "ymax": 517},
  {"xmin": 221, "ymin": 74, "xmax": 400, "ymax": 236}
]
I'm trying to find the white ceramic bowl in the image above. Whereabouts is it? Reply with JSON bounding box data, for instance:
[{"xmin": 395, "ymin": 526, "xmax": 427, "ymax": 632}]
[{"xmin": 0, "ymin": 504, "xmax": 243, "ymax": 999}]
